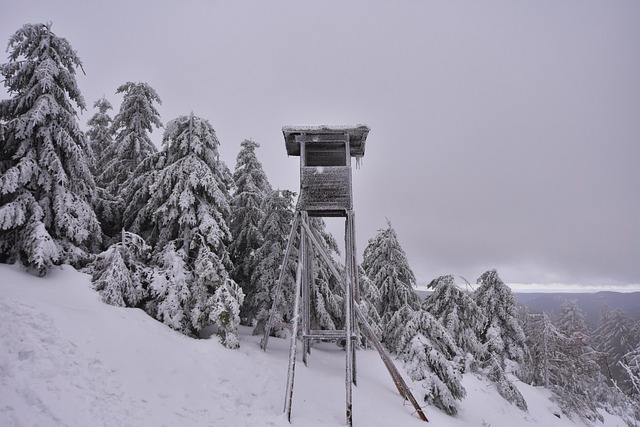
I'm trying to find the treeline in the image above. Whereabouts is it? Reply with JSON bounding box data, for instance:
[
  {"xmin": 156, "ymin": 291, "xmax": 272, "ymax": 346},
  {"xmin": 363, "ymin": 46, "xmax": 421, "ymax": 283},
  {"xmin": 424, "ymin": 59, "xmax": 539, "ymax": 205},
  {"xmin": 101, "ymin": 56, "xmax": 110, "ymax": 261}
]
[{"xmin": 1, "ymin": 23, "xmax": 638, "ymax": 424}]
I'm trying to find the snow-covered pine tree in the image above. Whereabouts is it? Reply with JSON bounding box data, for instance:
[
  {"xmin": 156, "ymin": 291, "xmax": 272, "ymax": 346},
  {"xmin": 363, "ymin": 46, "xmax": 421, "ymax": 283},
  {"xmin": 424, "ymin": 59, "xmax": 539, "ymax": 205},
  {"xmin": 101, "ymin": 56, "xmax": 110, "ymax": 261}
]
[
  {"xmin": 0, "ymin": 22, "xmax": 101, "ymax": 275},
  {"xmin": 620, "ymin": 345, "xmax": 640, "ymax": 398},
  {"xmin": 474, "ymin": 269, "xmax": 527, "ymax": 366},
  {"xmin": 308, "ymin": 217, "xmax": 344, "ymax": 332},
  {"xmin": 124, "ymin": 114, "xmax": 239, "ymax": 345},
  {"xmin": 229, "ymin": 139, "xmax": 271, "ymax": 324},
  {"xmin": 356, "ymin": 265, "xmax": 382, "ymax": 348},
  {"xmin": 555, "ymin": 302, "xmax": 603, "ymax": 422},
  {"xmin": 361, "ymin": 221, "xmax": 420, "ymax": 326},
  {"xmin": 86, "ymin": 97, "xmax": 113, "ymax": 172},
  {"xmin": 251, "ymin": 189, "xmax": 297, "ymax": 337},
  {"xmin": 423, "ymin": 275, "xmax": 486, "ymax": 371},
  {"xmin": 524, "ymin": 311, "xmax": 602, "ymax": 421},
  {"xmin": 385, "ymin": 305, "xmax": 465, "ymax": 415},
  {"xmin": 556, "ymin": 299, "xmax": 589, "ymax": 336},
  {"xmin": 148, "ymin": 242, "xmax": 191, "ymax": 334},
  {"xmin": 86, "ymin": 97, "xmax": 120, "ymax": 242},
  {"xmin": 474, "ymin": 269, "xmax": 528, "ymax": 410},
  {"xmin": 593, "ymin": 306, "xmax": 639, "ymax": 391},
  {"xmin": 92, "ymin": 230, "xmax": 150, "ymax": 308},
  {"xmin": 208, "ymin": 277, "xmax": 245, "ymax": 349},
  {"xmin": 99, "ymin": 81, "xmax": 161, "ymax": 207}
]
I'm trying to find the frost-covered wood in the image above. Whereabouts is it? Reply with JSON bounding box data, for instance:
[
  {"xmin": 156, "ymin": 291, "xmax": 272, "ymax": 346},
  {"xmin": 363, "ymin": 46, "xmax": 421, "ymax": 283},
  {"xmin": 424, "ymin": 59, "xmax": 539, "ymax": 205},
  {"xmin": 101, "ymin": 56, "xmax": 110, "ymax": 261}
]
[
  {"xmin": 283, "ymin": 126, "xmax": 368, "ymax": 217},
  {"xmin": 282, "ymin": 125, "xmax": 369, "ymax": 157},
  {"xmin": 270, "ymin": 123, "xmax": 428, "ymax": 424},
  {"xmin": 301, "ymin": 218, "xmax": 428, "ymax": 422},
  {"xmin": 299, "ymin": 166, "xmax": 351, "ymax": 213}
]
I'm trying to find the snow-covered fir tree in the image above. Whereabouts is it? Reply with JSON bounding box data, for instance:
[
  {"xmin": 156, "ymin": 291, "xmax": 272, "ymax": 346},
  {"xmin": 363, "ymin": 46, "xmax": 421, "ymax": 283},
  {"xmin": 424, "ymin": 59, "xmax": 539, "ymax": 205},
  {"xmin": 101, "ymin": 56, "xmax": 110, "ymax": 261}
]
[
  {"xmin": 251, "ymin": 190, "xmax": 296, "ymax": 337},
  {"xmin": 593, "ymin": 306, "xmax": 639, "ymax": 391},
  {"xmin": 208, "ymin": 277, "xmax": 245, "ymax": 349},
  {"xmin": 98, "ymin": 82, "xmax": 162, "ymax": 222},
  {"xmin": 524, "ymin": 311, "xmax": 602, "ymax": 422},
  {"xmin": 423, "ymin": 275, "xmax": 486, "ymax": 371},
  {"xmin": 229, "ymin": 139, "xmax": 271, "ymax": 324},
  {"xmin": 620, "ymin": 345, "xmax": 640, "ymax": 398},
  {"xmin": 147, "ymin": 242, "xmax": 191, "ymax": 334},
  {"xmin": 385, "ymin": 305, "xmax": 465, "ymax": 415},
  {"xmin": 555, "ymin": 301, "xmax": 603, "ymax": 422},
  {"xmin": 86, "ymin": 97, "xmax": 113, "ymax": 171},
  {"xmin": 474, "ymin": 269, "xmax": 528, "ymax": 410},
  {"xmin": 92, "ymin": 230, "xmax": 150, "ymax": 308},
  {"xmin": 124, "ymin": 114, "xmax": 240, "ymax": 346},
  {"xmin": 556, "ymin": 299, "xmax": 589, "ymax": 336},
  {"xmin": 361, "ymin": 221, "xmax": 420, "ymax": 325},
  {"xmin": 356, "ymin": 265, "xmax": 382, "ymax": 348},
  {"xmin": 308, "ymin": 217, "xmax": 344, "ymax": 331},
  {"xmin": 86, "ymin": 97, "xmax": 120, "ymax": 242},
  {"xmin": 474, "ymin": 269, "xmax": 527, "ymax": 365},
  {"xmin": 0, "ymin": 22, "xmax": 101, "ymax": 275}
]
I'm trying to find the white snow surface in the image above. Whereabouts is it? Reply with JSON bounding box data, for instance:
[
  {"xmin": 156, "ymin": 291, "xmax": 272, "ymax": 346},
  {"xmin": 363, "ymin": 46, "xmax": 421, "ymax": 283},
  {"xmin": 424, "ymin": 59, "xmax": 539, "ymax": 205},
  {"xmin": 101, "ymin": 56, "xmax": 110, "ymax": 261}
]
[{"xmin": 0, "ymin": 263, "xmax": 628, "ymax": 427}]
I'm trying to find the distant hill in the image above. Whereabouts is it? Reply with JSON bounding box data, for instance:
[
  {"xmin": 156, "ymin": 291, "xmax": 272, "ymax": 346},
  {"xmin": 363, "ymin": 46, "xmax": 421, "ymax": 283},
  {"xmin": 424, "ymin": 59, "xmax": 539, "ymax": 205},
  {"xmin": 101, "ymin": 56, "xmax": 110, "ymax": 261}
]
[{"xmin": 514, "ymin": 292, "xmax": 640, "ymax": 330}]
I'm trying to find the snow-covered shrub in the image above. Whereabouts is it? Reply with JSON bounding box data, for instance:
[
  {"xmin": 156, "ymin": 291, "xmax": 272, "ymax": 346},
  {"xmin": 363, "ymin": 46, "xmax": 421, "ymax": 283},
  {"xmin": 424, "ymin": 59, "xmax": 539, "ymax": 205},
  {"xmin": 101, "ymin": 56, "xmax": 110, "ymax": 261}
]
[
  {"xmin": 209, "ymin": 279, "xmax": 245, "ymax": 349},
  {"xmin": 92, "ymin": 231, "xmax": 150, "ymax": 307},
  {"xmin": 487, "ymin": 359, "xmax": 528, "ymax": 411},
  {"xmin": 149, "ymin": 243, "xmax": 191, "ymax": 334},
  {"xmin": 385, "ymin": 305, "xmax": 465, "ymax": 415}
]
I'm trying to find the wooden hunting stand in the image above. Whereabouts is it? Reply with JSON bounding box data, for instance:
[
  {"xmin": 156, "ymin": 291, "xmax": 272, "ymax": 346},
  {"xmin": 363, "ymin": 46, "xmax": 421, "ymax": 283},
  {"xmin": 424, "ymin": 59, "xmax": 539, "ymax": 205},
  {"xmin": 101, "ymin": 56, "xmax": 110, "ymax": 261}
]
[{"xmin": 261, "ymin": 125, "xmax": 428, "ymax": 425}]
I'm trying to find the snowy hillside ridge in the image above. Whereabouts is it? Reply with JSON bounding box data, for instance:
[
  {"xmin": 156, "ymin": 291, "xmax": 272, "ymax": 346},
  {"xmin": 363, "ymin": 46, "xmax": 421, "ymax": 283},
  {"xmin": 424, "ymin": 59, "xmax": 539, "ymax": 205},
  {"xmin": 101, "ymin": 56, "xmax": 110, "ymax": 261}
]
[{"xmin": 1, "ymin": 263, "xmax": 632, "ymax": 427}]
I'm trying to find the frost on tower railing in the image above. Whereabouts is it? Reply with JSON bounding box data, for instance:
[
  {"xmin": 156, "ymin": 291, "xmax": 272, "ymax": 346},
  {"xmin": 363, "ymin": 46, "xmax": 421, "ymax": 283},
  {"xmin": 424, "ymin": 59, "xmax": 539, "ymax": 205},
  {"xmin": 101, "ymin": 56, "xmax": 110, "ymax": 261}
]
[{"xmin": 261, "ymin": 125, "xmax": 428, "ymax": 426}]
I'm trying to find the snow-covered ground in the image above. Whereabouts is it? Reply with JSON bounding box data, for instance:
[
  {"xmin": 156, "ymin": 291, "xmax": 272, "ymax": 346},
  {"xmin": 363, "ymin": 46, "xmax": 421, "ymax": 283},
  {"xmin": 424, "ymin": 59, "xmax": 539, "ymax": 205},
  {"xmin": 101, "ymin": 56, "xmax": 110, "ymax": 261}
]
[{"xmin": 0, "ymin": 263, "xmax": 630, "ymax": 427}]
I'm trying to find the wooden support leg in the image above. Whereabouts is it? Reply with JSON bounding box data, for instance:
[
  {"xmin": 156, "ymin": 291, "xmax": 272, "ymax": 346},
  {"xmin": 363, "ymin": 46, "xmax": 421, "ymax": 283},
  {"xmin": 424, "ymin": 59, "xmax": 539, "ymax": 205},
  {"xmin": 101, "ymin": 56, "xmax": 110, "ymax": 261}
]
[
  {"xmin": 344, "ymin": 210, "xmax": 357, "ymax": 425},
  {"xmin": 346, "ymin": 211, "xmax": 358, "ymax": 387},
  {"xmin": 301, "ymin": 213, "xmax": 311, "ymax": 366},
  {"xmin": 345, "ymin": 239, "xmax": 354, "ymax": 427},
  {"xmin": 300, "ymin": 219, "xmax": 429, "ymax": 423},
  {"xmin": 284, "ymin": 255, "xmax": 304, "ymax": 422}
]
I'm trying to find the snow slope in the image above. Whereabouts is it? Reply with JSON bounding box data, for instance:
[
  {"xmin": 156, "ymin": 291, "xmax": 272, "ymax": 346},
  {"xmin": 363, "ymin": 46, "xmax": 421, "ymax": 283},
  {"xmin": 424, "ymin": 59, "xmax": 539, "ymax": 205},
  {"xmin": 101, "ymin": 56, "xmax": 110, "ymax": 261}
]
[{"xmin": 0, "ymin": 263, "xmax": 629, "ymax": 427}]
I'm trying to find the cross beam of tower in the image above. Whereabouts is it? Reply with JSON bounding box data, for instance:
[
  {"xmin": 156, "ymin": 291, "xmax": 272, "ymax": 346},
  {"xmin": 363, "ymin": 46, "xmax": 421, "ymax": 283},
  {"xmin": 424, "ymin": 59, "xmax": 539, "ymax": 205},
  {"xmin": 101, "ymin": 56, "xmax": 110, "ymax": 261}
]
[{"xmin": 260, "ymin": 126, "xmax": 428, "ymax": 425}]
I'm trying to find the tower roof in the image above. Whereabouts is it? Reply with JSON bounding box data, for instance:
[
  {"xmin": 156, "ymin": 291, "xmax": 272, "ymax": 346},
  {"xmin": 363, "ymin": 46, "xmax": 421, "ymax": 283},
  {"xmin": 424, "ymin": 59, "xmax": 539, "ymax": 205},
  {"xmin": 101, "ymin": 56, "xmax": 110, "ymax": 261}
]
[{"xmin": 282, "ymin": 125, "xmax": 370, "ymax": 157}]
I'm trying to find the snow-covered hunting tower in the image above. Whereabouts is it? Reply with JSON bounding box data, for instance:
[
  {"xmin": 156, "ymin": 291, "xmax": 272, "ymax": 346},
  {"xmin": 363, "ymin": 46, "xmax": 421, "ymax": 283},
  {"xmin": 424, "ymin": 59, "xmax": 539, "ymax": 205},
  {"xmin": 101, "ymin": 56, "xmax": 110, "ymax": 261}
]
[
  {"xmin": 261, "ymin": 125, "xmax": 428, "ymax": 425},
  {"xmin": 283, "ymin": 125, "xmax": 369, "ymax": 216}
]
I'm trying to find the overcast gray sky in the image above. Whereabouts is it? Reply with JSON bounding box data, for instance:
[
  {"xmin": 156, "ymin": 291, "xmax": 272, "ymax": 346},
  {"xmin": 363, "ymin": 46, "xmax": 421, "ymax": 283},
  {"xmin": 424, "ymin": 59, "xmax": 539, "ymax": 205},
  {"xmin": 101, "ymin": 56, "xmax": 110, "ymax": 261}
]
[{"xmin": 3, "ymin": 1, "xmax": 639, "ymax": 287}]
